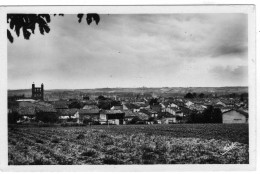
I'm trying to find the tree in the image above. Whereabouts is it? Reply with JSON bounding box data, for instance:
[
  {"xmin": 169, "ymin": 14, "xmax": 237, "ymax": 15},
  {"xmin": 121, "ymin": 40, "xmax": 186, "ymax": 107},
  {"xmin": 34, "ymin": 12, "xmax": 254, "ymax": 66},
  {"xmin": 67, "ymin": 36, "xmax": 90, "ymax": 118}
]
[
  {"xmin": 8, "ymin": 111, "xmax": 21, "ymax": 124},
  {"xmin": 83, "ymin": 95, "xmax": 90, "ymax": 100},
  {"xmin": 98, "ymin": 100, "xmax": 111, "ymax": 110},
  {"xmin": 7, "ymin": 13, "xmax": 100, "ymax": 43},
  {"xmin": 130, "ymin": 117, "xmax": 141, "ymax": 124},
  {"xmin": 98, "ymin": 95, "xmax": 106, "ymax": 100},
  {"xmin": 202, "ymin": 106, "xmax": 222, "ymax": 123},
  {"xmin": 187, "ymin": 106, "xmax": 222, "ymax": 123},
  {"xmin": 184, "ymin": 92, "xmax": 194, "ymax": 99},
  {"xmin": 36, "ymin": 112, "xmax": 59, "ymax": 123},
  {"xmin": 192, "ymin": 92, "xmax": 197, "ymax": 98},
  {"xmin": 149, "ymin": 98, "xmax": 159, "ymax": 105},
  {"xmin": 69, "ymin": 101, "xmax": 83, "ymax": 109},
  {"xmin": 198, "ymin": 93, "xmax": 205, "ymax": 98}
]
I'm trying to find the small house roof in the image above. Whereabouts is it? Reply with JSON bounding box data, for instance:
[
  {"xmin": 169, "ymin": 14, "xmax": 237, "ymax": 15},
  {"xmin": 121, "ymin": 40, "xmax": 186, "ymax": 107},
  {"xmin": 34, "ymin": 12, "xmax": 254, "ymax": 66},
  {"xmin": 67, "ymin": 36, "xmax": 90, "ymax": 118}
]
[
  {"xmin": 79, "ymin": 109, "xmax": 100, "ymax": 114},
  {"xmin": 83, "ymin": 105, "xmax": 99, "ymax": 110},
  {"xmin": 223, "ymin": 109, "xmax": 249, "ymax": 118},
  {"xmin": 124, "ymin": 110, "xmax": 137, "ymax": 117},
  {"xmin": 101, "ymin": 110, "xmax": 124, "ymax": 114},
  {"xmin": 58, "ymin": 109, "xmax": 78, "ymax": 116},
  {"xmin": 135, "ymin": 112, "xmax": 149, "ymax": 120}
]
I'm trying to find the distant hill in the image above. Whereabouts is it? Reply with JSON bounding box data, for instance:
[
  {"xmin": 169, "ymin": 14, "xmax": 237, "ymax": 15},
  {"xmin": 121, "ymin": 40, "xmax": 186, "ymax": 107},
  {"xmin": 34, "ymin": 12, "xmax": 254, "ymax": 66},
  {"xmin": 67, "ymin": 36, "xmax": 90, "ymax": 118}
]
[{"xmin": 8, "ymin": 86, "xmax": 248, "ymax": 98}]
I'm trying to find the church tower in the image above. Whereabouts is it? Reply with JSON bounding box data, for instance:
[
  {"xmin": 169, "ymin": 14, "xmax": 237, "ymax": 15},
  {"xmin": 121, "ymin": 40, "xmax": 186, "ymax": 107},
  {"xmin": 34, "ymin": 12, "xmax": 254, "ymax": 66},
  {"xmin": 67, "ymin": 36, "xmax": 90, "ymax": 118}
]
[{"xmin": 31, "ymin": 83, "xmax": 44, "ymax": 100}]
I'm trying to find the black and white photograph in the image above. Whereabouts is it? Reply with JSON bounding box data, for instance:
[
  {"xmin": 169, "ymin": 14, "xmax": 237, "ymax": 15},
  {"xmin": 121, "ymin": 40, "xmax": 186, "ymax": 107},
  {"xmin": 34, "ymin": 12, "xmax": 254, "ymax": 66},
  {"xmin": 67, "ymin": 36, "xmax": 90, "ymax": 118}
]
[{"xmin": 0, "ymin": 4, "xmax": 257, "ymax": 172}]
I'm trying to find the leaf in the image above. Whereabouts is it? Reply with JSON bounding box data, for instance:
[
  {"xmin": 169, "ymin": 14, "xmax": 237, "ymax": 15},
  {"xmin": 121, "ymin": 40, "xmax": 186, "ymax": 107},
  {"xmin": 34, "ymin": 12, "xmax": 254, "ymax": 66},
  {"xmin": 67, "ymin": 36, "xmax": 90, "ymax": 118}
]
[
  {"xmin": 7, "ymin": 29, "xmax": 14, "ymax": 43},
  {"xmin": 15, "ymin": 24, "xmax": 21, "ymax": 37},
  {"xmin": 43, "ymin": 24, "xmax": 50, "ymax": 33},
  {"xmin": 77, "ymin": 13, "xmax": 84, "ymax": 23},
  {"xmin": 91, "ymin": 13, "xmax": 100, "ymax": 25},
  {"xmin": 86, "ymin": 14, "xmax": 93, "ymax": 25},
  {"xmin": 27, "ymin": 23, "xmax": 36, "ymax": 34},
  {"xmin": 10, "ymin": 20, "xmax": 14, "ymax": 29},
  {"xmin": 23, "ymin": 27, "xmax": 31, "ymax": 40},
  {"xmin": 39, "ymin": 14, "xmax": 51, "ymax": 23},
  {"xmin": 86, "ymin": 13, "xmax": 100, "ymax": 25},
  {"xmin": 38, "ymin": 17, "xmax": 49, "ymax": 35},
  {"xmin": 39, "ymin": 25, "xmax": 44, "ymax": 35}
]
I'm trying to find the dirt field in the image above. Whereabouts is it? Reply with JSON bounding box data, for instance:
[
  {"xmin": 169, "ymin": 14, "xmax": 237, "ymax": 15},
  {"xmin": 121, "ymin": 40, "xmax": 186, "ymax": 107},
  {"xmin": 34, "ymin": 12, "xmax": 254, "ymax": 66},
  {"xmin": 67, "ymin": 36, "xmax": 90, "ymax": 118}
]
[{"xmin": 8, "ymin": 124, "xmax": 249, "ymax": 165}]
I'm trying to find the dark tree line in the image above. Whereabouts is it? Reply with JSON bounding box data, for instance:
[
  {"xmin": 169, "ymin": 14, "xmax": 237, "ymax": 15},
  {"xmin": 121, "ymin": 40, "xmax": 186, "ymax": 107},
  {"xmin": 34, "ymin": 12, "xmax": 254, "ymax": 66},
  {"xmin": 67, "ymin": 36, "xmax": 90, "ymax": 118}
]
[
  {"xmin": 7, "ymin": 13, "xmax": 100, "ymax": 43},
  {"xmin": 149, "ymin": 98, "xmax": 159, "ymax": 105},
  {"xmin": 184, "ymin": 92, "xmax": 205, "ymax": 99},
  {"xmin": 187, "ymin": 106, "xmax": 222, "ymax": 123},
  {"xmin": 97, "ymin": 95, "xmax": 121, "ymax": 110}
]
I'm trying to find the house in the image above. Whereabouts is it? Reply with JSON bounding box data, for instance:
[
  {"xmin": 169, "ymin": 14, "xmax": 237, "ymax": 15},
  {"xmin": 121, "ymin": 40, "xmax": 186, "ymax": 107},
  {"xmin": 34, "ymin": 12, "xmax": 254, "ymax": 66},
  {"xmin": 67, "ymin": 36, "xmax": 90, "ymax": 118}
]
[
  {"xmin": 124, "ymin": 110, "xmax": 137, "ymax": 122},
  {"xmin": 83, "ymin": 105, "xmax": 99, "ymax": 110},
  {"xmin": 222, "ymin": 109, "xmax": 248, "ymax": 124},
  {"xmin": 58, "ymin": 109, "xmax": 79, "ymax": 122},
  {"xmin": 99, "ymin": 110, "xmax": 125, "ymax": 125},
  {"xmin": 16, "ymin": 106, "xmax": 36, "ymax": 123},
  {"xmin": 32, "ymin": 104, "xmax": 58, "ymax": 123},
  {"xmin": 122, "ymin": 103, "xmax": 130, "ymax": 110},
  {"xmin": 111, "ymin": 105, "xmax": 123, "ymax": 110},
  {"xmin": 79, "ymin": 109, "xmax": 100, "ymax": 117},
  {"xmin": 179, "ymin": 106, "xmax": 192, "ymax": 117},
  {"xmin": 135, "ymin": 102, "xmax": 150, "ymax": 109},
  {"xmin": 78, "ymin": 109, "xmax": 100, "ymax": 123},
  {"xmin": 124, "ymin": 103, "xmax": 141, "ymax": 112},
  {"xmin": 165, "ymin": 107, "xmax": 183, "ymax": 117},
  {"xmin": 150, "ymin": 104, "xmax": 161, "ymax": 112},
  {"xmin": 174, "ymin": 100, "xmax": 185, "ymax": 107},
  {"xmin": 188, "ymin": 104, "xmax": 206, "ymax": 113},
  {"xmin": 185, "ymin": 101, "xmax": 194, "ymax": 107},
  {"xmin": 140, "ymin": 108, "xmax": 158, "ymax": 118},
  {"xmin": 134, "ymin": 112, "xmax": 150, "ymax": 124},
  {"xmin": 215, "ymin": 101, "xmax": 226, "ymax": 108},
  {"xmin": 160, "ymin": 116, "xmax": 176, "ymax": 124}
]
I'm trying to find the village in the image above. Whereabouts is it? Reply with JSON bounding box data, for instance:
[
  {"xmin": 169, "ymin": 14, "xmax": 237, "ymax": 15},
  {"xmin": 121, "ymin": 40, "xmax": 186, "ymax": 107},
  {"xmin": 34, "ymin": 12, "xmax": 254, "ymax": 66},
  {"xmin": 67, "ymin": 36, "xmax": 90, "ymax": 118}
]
[{"xmin": 7, "ymin": 83, "xmax": 249, "ymax": 126}]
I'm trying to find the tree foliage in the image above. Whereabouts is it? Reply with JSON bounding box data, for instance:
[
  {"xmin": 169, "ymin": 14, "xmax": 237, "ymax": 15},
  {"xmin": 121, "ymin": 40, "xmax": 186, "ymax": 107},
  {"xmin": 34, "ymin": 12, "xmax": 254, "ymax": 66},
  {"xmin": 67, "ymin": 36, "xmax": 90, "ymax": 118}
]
[
  {"xmin": 184, "ymin": 92, "xmax": 194, "ymax": 99},
  {"xmin": 7, "ymin": 13, "xmax": 100, "ymax": 43},
  {"xmin": 36, "ymin": 112, "xmax": 59, "ymax": 123},
  {"xmin": 149, "ymin": 98, "xmax": 159, "ymax": 105},
  {"xmin": 69, "ymin": 101, "xmax": 83, "ymax": 109},
  {"xmin": 8, "ymin": 111, "xmax": 21, "ymax": 124},
  {"xmin": 198, "ymin": 93, "xmax": 205, "ymax": 98},
  {"xmin": 187, "ymin": 106, "xmax": 222, "ymax": 123}
]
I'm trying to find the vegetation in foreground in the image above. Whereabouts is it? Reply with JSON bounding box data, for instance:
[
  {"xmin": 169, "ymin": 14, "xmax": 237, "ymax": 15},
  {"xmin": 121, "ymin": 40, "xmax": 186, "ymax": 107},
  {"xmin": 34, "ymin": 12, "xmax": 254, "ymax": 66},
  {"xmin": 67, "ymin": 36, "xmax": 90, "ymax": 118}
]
[{"xmin": 8, "ymin": 124, "xmax": 249, "ymax": 165}]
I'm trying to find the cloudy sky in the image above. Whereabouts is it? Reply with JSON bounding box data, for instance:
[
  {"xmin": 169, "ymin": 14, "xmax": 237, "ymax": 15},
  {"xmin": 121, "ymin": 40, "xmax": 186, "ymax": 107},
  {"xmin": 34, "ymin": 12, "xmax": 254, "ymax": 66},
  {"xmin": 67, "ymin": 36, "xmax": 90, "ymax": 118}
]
[{"xmin": 8, "ymin": 13, "xmax": 248, "ymax": 89}]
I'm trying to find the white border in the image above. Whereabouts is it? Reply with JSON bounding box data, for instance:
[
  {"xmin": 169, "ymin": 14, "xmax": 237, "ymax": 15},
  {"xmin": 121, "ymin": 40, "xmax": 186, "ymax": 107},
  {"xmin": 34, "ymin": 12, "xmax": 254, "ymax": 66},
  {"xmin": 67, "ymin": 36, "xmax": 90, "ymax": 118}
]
[{"xmin": 0, "ymin": 3, "xmax": 257, "ymax": 172}]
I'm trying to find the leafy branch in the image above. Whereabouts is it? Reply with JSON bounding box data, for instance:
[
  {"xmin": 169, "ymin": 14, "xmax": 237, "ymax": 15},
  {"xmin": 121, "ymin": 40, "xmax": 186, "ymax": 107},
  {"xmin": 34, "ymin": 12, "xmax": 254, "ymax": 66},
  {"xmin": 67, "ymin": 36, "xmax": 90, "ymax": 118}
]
[{"xmin": 7, "ymin": 13, "xmax": 100, "ymax": 43}]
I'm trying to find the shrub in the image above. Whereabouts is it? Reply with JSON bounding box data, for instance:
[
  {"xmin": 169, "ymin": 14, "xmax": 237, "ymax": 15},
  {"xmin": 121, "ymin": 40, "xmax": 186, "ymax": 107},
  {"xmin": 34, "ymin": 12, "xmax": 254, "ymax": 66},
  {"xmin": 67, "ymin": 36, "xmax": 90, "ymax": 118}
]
[
  {"xmin": 103, "ymin": 155, "xmax": 123, "ymax": 164},
  {"xmin": 77, "ymin": 134, "xmax": 85, "ymax": 139},
  {"xmin": 81, "ymin": 148, "xmax": 97, "ymax": 157},
  {"xmin": 51, "ymin": 137, "xmax": 59, "ymax": 143},
  {"xmin": 36, "ymin": 139, "xmax": 44, "ymax": 144}
]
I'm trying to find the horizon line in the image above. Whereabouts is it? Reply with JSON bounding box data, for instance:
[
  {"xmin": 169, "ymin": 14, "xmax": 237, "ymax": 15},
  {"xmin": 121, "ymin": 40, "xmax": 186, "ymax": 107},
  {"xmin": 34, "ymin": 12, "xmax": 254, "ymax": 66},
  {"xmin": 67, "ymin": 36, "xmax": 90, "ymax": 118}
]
[{"xmin": 8, "ymin": 86, "xmax": 248, "ymax": 91}]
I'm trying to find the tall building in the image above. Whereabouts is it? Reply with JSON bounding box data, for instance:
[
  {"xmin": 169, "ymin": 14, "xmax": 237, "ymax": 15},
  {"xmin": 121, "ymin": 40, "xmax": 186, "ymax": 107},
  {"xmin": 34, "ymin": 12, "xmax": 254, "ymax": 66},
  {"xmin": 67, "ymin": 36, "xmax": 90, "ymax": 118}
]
[{"xmin": 32, "ymin": 83, "xmax": 44, "ymax": 100}]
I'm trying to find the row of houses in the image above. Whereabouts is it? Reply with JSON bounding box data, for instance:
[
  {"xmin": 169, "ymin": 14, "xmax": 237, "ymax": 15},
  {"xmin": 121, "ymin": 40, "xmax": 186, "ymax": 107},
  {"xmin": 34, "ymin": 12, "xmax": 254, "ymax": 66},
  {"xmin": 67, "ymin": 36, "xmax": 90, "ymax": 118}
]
[{"xmin": 9, "ymin": 94, "xmax": 249, "ymax": 124}]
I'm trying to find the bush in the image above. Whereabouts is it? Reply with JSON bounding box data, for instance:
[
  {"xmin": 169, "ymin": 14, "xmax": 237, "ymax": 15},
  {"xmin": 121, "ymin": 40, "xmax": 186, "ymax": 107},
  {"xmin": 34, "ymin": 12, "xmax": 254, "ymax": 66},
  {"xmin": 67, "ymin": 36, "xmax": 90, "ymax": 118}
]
[
  {"xmin": 103, "ymin": 155, "xmax": 124, "ymax": 164},
  {"xmin": 81, "ymin": 148, "xmax": 97, "ymax": 157},
  {"xmin": 76, "ymin": 134, "xmax": 85, "ymax": 139}
]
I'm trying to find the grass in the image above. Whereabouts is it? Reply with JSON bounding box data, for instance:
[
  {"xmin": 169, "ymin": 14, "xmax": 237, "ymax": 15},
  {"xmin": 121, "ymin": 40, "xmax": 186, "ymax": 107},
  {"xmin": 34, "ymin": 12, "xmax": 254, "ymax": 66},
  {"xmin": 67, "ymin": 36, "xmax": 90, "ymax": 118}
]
[{"xmin": 8, "ymin": 124, "xmax": 249, "ymax": 165}]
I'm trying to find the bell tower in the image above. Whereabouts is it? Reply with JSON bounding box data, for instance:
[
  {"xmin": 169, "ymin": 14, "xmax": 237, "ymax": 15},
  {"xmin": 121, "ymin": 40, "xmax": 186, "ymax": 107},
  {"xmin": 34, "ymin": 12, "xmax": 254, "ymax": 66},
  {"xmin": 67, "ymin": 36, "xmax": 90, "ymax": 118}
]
[{"xmin": 31, "ymin": 83, "xmax": 44, "ymax": 100}]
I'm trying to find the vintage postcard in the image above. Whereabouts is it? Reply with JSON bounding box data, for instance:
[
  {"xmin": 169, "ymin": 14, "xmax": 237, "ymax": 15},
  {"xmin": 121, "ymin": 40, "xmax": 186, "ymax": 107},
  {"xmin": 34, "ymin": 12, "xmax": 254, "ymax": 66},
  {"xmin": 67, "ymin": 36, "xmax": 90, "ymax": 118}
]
[{"xmin": 0, "ymin": 5, "xmax": 256, "ymax": 172}]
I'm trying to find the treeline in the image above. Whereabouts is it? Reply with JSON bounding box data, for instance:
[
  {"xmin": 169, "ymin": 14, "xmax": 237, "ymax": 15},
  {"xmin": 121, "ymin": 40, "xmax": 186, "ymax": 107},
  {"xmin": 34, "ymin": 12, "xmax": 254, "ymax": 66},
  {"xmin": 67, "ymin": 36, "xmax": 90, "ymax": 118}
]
[
  {"xmin": 184, "ymin": 92, "xmax": 248, "ymax": 100},
  {"xmin": 187, "ymin": 106, "xmax": 222, "ymax": 123}
]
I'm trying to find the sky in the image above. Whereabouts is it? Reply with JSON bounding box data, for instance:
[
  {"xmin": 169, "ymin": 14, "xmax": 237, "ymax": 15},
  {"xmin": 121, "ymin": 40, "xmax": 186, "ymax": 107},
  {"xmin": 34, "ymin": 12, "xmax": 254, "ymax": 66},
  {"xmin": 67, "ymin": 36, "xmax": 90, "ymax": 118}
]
[{"xmin": 8, "ymin": 13, "xmax": 248, "ymax": 89}]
